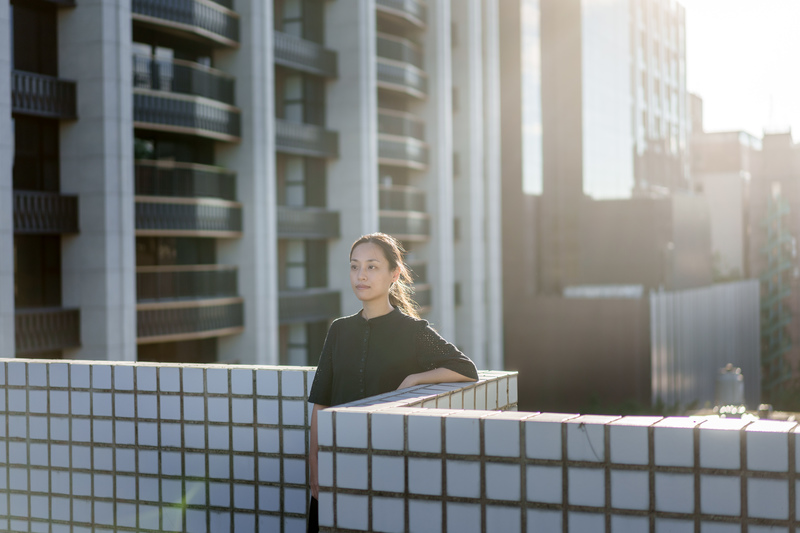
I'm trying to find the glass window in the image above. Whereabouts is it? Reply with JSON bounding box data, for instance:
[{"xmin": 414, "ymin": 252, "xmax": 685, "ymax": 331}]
[
  {"xmin": 14, "ymin": 235, "xmax": 61, "ymax": 308},
  {"xmin": 12, "ymin": 3, "xmax": 57, "ymax": 76},
  {"xmin": 13, "ymin": 117, "xmax": 59, "ymax": 192}
]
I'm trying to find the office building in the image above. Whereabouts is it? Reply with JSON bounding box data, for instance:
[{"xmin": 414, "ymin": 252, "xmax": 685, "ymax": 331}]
[{"xmin": 1, "ymin": 0, "xmax": 503, "ymax": 369}]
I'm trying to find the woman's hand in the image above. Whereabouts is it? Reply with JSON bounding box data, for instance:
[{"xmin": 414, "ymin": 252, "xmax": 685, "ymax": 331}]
[
  {"xmin": 396, "ymin": 368, "xmax": 477, "ymax": 390},
  {"xmin": 396, "ymin": 374, "xmax": 421, "ymax": 390}
]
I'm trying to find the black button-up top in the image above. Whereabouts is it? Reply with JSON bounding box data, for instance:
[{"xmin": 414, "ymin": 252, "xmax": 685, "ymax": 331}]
[{"xmin": 308, "ymin": 308, "xmax": 479, "ymax": 407}]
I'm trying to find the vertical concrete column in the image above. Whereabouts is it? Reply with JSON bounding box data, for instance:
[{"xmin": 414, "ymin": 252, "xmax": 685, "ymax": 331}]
[
  {"xmin": 325, "ymin": 0, "xmax": 379, "ymax": 313},
  {"xmin": 59, "ymin": 1, "xmax": 137, "ymax": 361},
  {"xmin": 217, "ymin": 0, "xmax": 278, "ymax": 364},
  {"xmin": 0, "ymin": 3, "xmax": 14, "ymax": 357},
  {"xmin": 418, "ymin": 0, "xmax": 455, "ymax": 338},
  {"xmin": 451, "ymin": 0, "xmax": 486, "ymax": 367},
  {"xmin": 482, "ymin": 0, "xmax": 504, "ymax": 370}
]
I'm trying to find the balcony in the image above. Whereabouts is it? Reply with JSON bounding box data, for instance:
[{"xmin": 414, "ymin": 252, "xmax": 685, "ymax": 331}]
[
  {"xmin": 137, "ymin": 298, "xmax": 244, "ymax": 343},
  {"xmin": 137, "ymin": 265, "xmax": 238, "ymax": 302},
  {"xmin": 133, "ymin": 55, "xmax": 235, "ymax": 105},
  {"xmin": 376, "ymin": 0, "xmax": 427, "ymax": 29},
  {"xmin": 134, "ymin": 91, "xmax": 241, "ymax": 141},
  {"xmin": 14, "ymin": 191, "xmax": 79, "ymax": 235},
  {"xmin": 378, "ymin": 136, "xmax": 429, "ymax": 169},
  {"xmin": 274, "ymin": 31, "xmax": 338, "ymax": 78},
  {"xmin": 379, "ymin": 185, "xmax": 425, "ymax": 212},
  {"xmin": 131, "ymin": 0, "xmax": 240, "ymax": 48},
  {"xmin": 275, "ymin": 119, "xmax": 339, "ymax": 159},
  {"xmin": 377, "ymin": 33, "xmax": 423, "ymax": 69},
  {"xmin": 378, "ymin": 109, "xmax": 425, "ymax": 140},
  {"xmin": 15, "ymin": 308, "xmax": 81, "ymax": 355},
  {"xmin": 11, "ymin": 71, "xmax": 77, "ymax": 120},
  {"xmin": 278, "ymin": 288, "xmax": 340, "ymax": 324},
  {"xmin": 277, "ymin": 206, "xmax": 340, "ymax": 240},
  {"xmin": 135, "ymin": 197, "xmax": 243, "ymax": 237},
  {"xmin": 379, "ymin": 210, "xmax": 430, "ymax": 241},
  {"xmin": 135, "ymin": 160, "xmax": 236, "ymax": 201},
  {"xmin": 377, "ymin": 60, "xmax": 427, "ymax": 99}
]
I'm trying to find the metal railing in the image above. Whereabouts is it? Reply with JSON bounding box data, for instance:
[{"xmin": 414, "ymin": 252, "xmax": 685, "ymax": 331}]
[
  {"xmin": 14, "ymin": 191, "xmax": 79, "ymax": 234},
  {"xmin": 379, "ymin": 185, "xmax": 426, "ymax": 212},
  {"xmin": 379, "ymin": 211, "xmax": 430, "ymax": 240},
  {"xmin": 131, "ymin": 0, "xmax": 239, "ymax": 46},
  {"xmin": 275, "ymin": 119, "xmax": 339, "ymax": 159},
  {"xmin": 134, "ymin": 92, "xmax": 241, "ymax": 139},
  {"xmin": 274, "ymin": 31, "xmax": 338, "ymax": 78},
  {"xmin": 135, "ymin": 199, "xmax": 242, "ymax": 234},
  {"xmin": 11, "ymin": 71, "xmax": 77, "ymax": 120},
  {"xmin": 135, "ymin": 160, "xmax": 237, "ymax": 201},
  {"xmin": 378, "ymin": 110, "xmax": 425, "ymax": 140},
  {"xmin": 278, "ymin": 288, "xmax": 341, "ymax": 324},
  {"xmin": 137, "ymin": 265, "xmax": 238, "ymax": 301},
  {"xmin": 137, "ymin": 301, "xmax": 244, "ymax": 339},
  {"xmin": 376, "ymin": 0, "xmax": 427, "ymax": 26},
  {"xmin": 277, "ymin": 206, "xmax": 340, "ymax": 240},
  {"xmin": 377, "ymin": 34, "xmax": 424, "ymax": 69},
  {"xmin": 377, "ymin": 60, "xmax": 427, "ymax": 97},
  {"xmin": 15, "ymin": 308, "xmax": 81, "ymax": 355},
  {"xmin": 133, "ymin": 55, "xmax": 235, "ymax": 104},
  {"xmin": 378, "ymin": 137, "xmax": 429, "ymax": 167}
]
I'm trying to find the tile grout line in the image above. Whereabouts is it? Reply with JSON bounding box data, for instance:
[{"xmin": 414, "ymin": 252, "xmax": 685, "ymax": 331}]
[
  {"xmin": 788, "ymin": 429, "xmax": 796, "ymax": 533},
  {"xmin": 648, "ymin": 425, "xmax": 655, "ymax": 533},
  {"xmin": 740, "ymin": 424, "xmax": 749, "ymax": 533},
  {"xmin": 227, "ymin": 368, "xmax": 235, "ymax": 533},
  {"xmin": 520, "ymin": 419, "xmax": 527, "ymax": 532},
  {"xmin": 111, "ymin": 365, "xmax": 118, "ymax": 531},
  {"xmin": 604, "ymin": 423, "xmax": 611, "ymax": 533},
  {"xmin": 203, "ymin": 367, "xmax": 211, "ymax": 532},
  {"xmin": 562, "ymin": 421, "xmax": 569, "ymax": 533},
  {"xmin": 693, "ymin": 424, "xmax": 700, "ymax": 533},
  {"xmin": 179, "ymin": 367, "xmax": 187, "ymax": 533}
]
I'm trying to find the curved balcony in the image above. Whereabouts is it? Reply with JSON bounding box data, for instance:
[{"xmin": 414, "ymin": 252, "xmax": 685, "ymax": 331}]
[
  {"xmin": 378, "ymin": 109, "xmax": 425, "ymax": 140},
  {"xmin": 277, "ymin": 206, "xmax": 340, "ymax": 240},
  {"xmin": 15, "ymin": 308, "xmax": 81, "ymax": 355},
  {"xmin": 135, "ymin": 160, "xmax": 236, "ymax": 201},
  {"xmin": 377, "ymin": 33, "xmax": 423, "ymax": 69},
  {"xmin": 279, "ymin": 289, "xmax": 341, "ymax": 324},
  {"xmin": 275, "ymin": 119, "xmax": 339, "ymax": 159},
  {"xmin": 14, "ymin": 191, "xmax": 79, "ymax": 234},
  {"xmin": 137, "ymin": 265, "xmax": 238, "ymax": 302},
  {"xmin": 135, "ymin": 197, "xmax": 243, "ymax": 237},
  {"xmin": 378, "ymin": 136, "xmax": 429, "ymax": 169},
  {"xmin": 379, "ymin": 210, "xmax": 430, "ymax": 242},
  {"xmin": 131, "ymin": 0, "xmax": 240, "ymax": 48},
  {"xmin": 133, "ymin": 55, "xmax": 235, "ymax": 105},
  {"xmin": 376, "ymin": 0, "xmax": 426, "ymax": 29},
  {"xmin": 377, "ymin": 60, "xmax": 427, "ymax": 99},
  {"xmin": 379, "ymin": 185, "xmax": 425, "ymax": 212},
  {"xmin": 414, "ymin": 283, "xmax": 431, "ymax": 310},
  {"xmin": 274, "ymin": 31, "xmax": 338, "ymax": 78},
  {"xmin": 12, "ymin": 71, "xmax": 77, "ymax": 120},
  {"xmin": 137, "ymin": 298, "xmax": 244, "ymax": 343},
  {"xmin": 134, "ymin": 91, "xmax": 241, "ymax": 141}
]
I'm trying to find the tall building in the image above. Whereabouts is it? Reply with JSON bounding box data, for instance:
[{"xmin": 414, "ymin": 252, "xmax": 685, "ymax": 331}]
[{"xmin": 1, "ymin": 0, "xmax": 503, "ymax": 369}]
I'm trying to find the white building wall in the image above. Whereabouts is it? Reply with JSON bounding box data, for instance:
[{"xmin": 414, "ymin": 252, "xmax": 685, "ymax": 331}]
[
  {"xmin": 697, "ymin": 171, "xmax": 746, "ymax": 278},
  {"xmin": 0, "ymin": 2, "xmax": 14, "ymax": 357}
]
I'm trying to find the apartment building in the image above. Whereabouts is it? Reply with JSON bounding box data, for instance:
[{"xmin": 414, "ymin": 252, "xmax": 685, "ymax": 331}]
[{"xmin": 0, "ymin": 0, "xmax": 502, "ymax": 369}]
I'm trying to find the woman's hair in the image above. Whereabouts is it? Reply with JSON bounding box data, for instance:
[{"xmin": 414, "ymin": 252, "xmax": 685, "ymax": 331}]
[{"xmin": 350, "ymin": 232, "xmax": 419, "ymax": 319}]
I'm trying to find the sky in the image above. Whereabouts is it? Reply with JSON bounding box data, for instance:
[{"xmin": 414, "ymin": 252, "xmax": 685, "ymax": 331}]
[{"xmin": 681, "ymin": 0, "xmax": 800, "ymax": 141}]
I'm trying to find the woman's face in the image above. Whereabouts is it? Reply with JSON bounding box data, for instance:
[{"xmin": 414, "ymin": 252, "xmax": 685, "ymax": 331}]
[{"xmin": 350, "ymin": 242, "xmax": 399, "ymax": 304}]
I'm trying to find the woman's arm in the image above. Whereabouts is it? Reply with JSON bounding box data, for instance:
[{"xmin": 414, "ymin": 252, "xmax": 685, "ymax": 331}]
[
  {"xmin": 309, "ymin": 403, "xmax": 329, "ymax": 500},
  {"xmin": 396, "ymin": 367, "xmax": 477, "ymax": 390}
]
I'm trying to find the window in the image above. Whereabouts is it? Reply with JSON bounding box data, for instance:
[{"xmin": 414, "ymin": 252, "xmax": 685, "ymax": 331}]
[
  {"xmin": 135, "ymin": 238, "xmax": 216, "ymax": 267},
  {"xmin": 276, "ymin": 69, "xmax": 326, "ymax": 126},
  {"xmin": 14, "ymin": 236, "xmax": 61, "ymax": 308},
  {"xmin": 13, "ymin": 117, "xmax": 59, "ymax": 192},
  {"xmin": 12, "ymin": 2, "xmax": 57, "ymax": 76},
  {"xmin": 274, "ymin": 0, "xmax": 324, "ymax": 44},
  {"xmin": 277, "ymin": 156, "xmax": 326, "ymax": 207}
]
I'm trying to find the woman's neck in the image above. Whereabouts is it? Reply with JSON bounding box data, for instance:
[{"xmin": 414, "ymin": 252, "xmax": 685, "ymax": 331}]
[{"xmin": 361, "ymin": 299, "xmax": 394, "ymax": 320}]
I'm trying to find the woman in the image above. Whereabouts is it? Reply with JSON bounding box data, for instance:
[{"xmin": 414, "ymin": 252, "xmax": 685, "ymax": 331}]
[{"xmin": 306, "ymin": 233, "xmax": 478, "ymax": 531}]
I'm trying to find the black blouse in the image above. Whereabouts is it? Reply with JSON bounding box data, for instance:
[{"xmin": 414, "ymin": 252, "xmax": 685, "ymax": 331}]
[{"xmin": 308, "ymin": 308, "xmax": 478, "ymax": 407}]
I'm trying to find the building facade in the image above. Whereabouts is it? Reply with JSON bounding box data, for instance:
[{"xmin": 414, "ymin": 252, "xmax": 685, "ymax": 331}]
[{"xmin": 1, "ymin": 0, "xmax": 503, "ymax": 369}]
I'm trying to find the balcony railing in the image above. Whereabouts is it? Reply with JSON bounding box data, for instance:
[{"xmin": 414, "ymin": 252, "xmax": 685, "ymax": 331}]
[
  {"xmin": 379, "ymin": 185, "xmax": 425, "ymax": 212},
  {"xmin": 274, "ymin": 31, "xmax": 338, "ymax": 78},
  {"xmin": 379, "ymin": 211, "xmax": 430, "ymax": 241},
  {"xmin": 135, "ymin": 160, "xmax": 237, "ymax": 201},
  {"xmin": 377, "ymin": 60, "xmax": 427, "ymax": 98},
  {"xmin": 378, "ymin": 109, "xmax": 425, "ymax": 140},
  {"xmin": 137, "ymin": 265, "xmax": 238, "ymax": 301},
  {"xmin": 14, "ymin": 191, "xmax": 79, "ymax": 234},
  {"xmin": 275, "ymin": 119, "xmax": 339, "ymax": 159},
  {"xmin": 137, "ymin": 299, "xmax": 244, "ymax": 342},
  {"xmin": 277, "ymin": 206, "xmax": 340, "ymax": 240},
  {"xmin": 11, "ymin": 70, "xmax": 77, "ymax": 120},
  {"xmin": 377, "ymin": 33, "xmax": 423, "ymax": 69},
  {"xmin": 135, "ymin": 197, "xmax": 243, "ymax": 237},
  {"xmin": 15, "ymin": 308, "xmax": 81, "ymax": 355},
  {"xmin": 131, "ymin": 0, "xmax": 240, "ymax": 47},
  {"xmin": 133, "ymin": 55, "xmax": 235, "ymax": 105},
  {"xmin": 376, "ymin": 0, "xmax": 427, "ymax": 28},
  {"xmin": 134, "ymin": 92, "xmax": 241, "ymax": 141},
  {"xmin": 378, "ymin": 136, "xmax": 429, "ymax": 169},
  {"xmin": 278, "ymin": 288, "xmax": 341, "ymax": 324}
]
